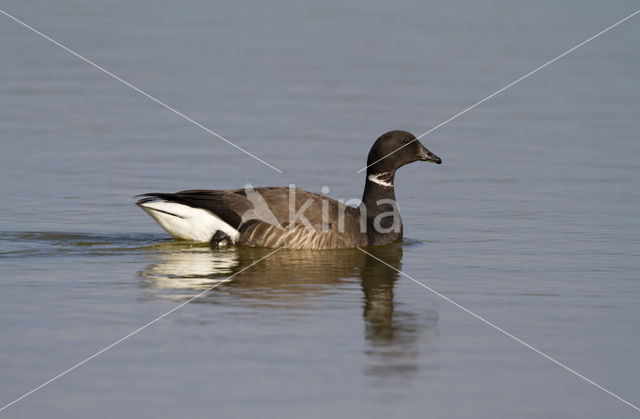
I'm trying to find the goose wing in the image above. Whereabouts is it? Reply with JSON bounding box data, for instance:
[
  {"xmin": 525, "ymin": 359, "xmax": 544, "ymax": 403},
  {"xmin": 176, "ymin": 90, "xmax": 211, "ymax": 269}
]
[{"xmin": 137, "ymin": 187, "xmax": 366, "ymax": 249}]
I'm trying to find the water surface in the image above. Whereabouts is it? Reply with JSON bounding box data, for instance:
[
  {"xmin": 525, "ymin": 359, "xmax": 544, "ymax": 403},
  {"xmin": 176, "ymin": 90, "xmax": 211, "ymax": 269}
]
[{"xmin": 1, "ymin": 0, "xmax": 639, "ymax": 417}]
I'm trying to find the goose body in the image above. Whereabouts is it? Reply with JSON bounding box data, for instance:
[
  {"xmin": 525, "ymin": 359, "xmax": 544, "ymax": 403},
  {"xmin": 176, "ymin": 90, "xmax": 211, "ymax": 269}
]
[{"xmin": 137, "ymin": 130, "xmax": 441, "ymax": 249}]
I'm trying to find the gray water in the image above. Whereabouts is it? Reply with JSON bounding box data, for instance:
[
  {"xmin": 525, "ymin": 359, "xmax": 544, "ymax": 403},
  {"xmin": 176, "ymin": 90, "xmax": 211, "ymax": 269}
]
[{"xmin": 1, "ymin": 1, "xmax": 640, "ymax": 417}]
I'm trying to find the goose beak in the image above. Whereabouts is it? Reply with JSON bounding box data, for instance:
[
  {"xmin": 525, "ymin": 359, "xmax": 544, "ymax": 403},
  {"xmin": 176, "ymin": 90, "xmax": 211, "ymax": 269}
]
[{"xmin": 418, "ymin": 145, "xmax": 442, "ymax": 164}]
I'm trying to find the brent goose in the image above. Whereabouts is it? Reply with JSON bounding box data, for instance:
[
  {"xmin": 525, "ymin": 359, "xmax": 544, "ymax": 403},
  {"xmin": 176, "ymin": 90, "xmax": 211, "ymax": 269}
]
[{"xmin": 137, "ymin": 130, "xmax": 441, "ymax": 249}]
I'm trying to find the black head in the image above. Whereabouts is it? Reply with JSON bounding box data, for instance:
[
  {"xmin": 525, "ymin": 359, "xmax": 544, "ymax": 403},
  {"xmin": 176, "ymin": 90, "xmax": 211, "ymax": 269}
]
[{"xmin": 366, "ymin": 130, "xmax": 442, "ymax": 174}]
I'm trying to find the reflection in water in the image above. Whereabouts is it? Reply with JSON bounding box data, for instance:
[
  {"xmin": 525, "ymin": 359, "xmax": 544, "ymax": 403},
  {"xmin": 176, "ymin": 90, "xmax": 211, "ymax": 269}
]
[
  {"xmin": 139, "ymin": 243, "xmax": 438, "ymax": 383},
  {"xmin": 140, "ymin": 246, "xmax": 238, "ymax": 290},
  {"xmin": 359, "ymin": 246, "xmax": 439, "ymax": 383}
]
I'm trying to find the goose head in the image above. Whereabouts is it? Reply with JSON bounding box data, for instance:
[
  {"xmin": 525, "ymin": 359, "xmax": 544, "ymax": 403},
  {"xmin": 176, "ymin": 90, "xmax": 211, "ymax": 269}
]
[{"xmin": 366, "ymin": 130, "xmax": 441, "ymax": 175}]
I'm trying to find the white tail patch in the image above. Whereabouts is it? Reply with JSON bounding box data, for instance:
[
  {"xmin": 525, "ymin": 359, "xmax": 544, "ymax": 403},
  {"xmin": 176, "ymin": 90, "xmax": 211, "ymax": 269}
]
[{"xmin": 138, "ymin": 201, "xmax": 240, "ymax": 243}]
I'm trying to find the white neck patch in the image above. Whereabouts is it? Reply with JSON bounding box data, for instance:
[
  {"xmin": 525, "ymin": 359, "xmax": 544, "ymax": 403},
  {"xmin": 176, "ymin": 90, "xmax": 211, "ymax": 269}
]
[{"xmin": 368, "ymin": 172, "xmax": 393, "ymax": 188}]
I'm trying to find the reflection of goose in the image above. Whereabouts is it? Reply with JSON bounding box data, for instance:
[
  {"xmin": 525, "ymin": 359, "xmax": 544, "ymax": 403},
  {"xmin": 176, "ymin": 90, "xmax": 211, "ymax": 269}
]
[
  {"xmin": 139, "ymin": 244, "xmax": 438, "ymax": 381},
  {"xmin": 358, "ymin": 246, "xmax": 439, "ymax": 383},
  {"xmin": 140, "ymin": 247, "xmax": 238, "ymax": 290},
  {"xmin": 140, "ymin": 245, "xmax": 365, "ymax": 306}
]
